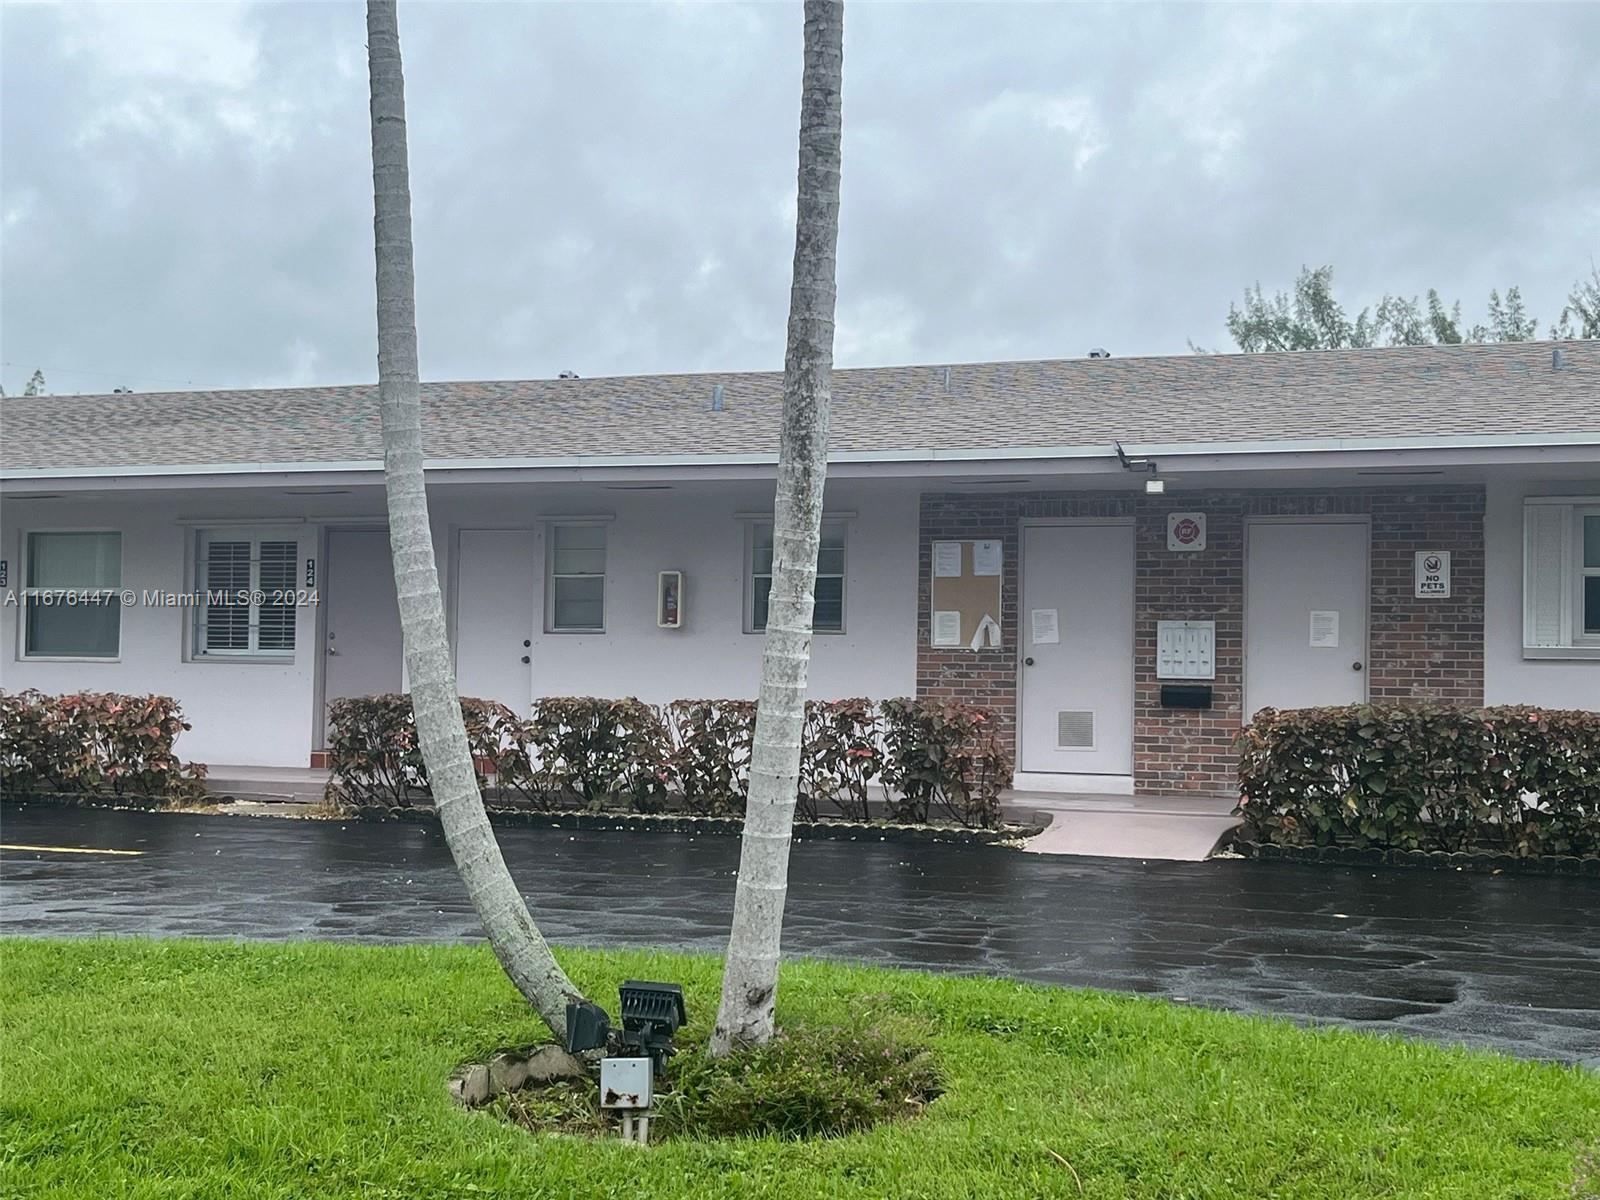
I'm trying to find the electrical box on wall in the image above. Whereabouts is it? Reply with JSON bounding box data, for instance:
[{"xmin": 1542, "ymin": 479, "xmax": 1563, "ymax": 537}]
[
  {"xmin": 657, "ymin": 571, "xmax": 683, "ymax": 629},
  {"xmin": 1156, "ymin": 620, "xmax": 1215, "ymax": 679}
]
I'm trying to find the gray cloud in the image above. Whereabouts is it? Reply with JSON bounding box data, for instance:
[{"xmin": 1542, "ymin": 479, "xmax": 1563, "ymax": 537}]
[{"xmin": 3, "ymin": 1, "xmax": 1597, "ymax": 396}]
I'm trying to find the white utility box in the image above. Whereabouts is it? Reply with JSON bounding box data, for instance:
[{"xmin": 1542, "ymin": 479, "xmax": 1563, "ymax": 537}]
[
  {"xmin": 1156, "ymin": 620, "xmax": 1216, "ymax": 680},
  {"xmin": 599, "ymin": 1057, "xmax": 653, "ymax": 1110}
]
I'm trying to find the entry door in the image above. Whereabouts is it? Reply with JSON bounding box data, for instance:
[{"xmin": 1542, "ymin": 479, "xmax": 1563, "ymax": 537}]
[
  {"xmin": 324, "ymin": 529, "xmax": 404, "ymax": 717},
  {"xmin": 455, "ymin": 529, "xmax": 538, "ymax": 713},
  {"xmin": 1245, "ymin": 521, "xmax": 1368, "ymax": 717},
  {"xmin": 1019, "ymin": 523, "xmax": 1134, "ymax": 775}
]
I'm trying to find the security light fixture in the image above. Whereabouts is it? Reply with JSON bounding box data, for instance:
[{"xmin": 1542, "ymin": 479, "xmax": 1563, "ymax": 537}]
[{"xmin": 1113, "ymin": 440, "xmax": 1160, "ymax": 490}]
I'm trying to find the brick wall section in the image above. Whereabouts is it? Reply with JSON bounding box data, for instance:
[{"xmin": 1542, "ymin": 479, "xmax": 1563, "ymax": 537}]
[{"xmin": 916, "ymin": 485, "xmax": 1485, "ymax": 796}]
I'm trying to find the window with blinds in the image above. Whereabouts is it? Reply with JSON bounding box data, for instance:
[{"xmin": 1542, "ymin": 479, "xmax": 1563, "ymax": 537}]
[
  {"xmin": 195, "ymin": 530, "xmax": 300, "ymax": 657},
  {"xmin": 1523, "ymin": 500, "xmax": 1600, "ymax": 657}
]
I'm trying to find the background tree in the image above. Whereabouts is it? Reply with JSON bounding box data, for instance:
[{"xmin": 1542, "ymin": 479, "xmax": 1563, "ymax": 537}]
[
  {"xmin": 712, "ymin": 0, "xmax": 844, "ymax": 1058},
  {"xmin": 365, "ymin": 0, "xmax": 584, "ymax": 1040},
  {"xmin": 23, "ymin": 369, "xmax": 46, "ymax": 396},
  {"xmin": 1552, "ymin": 265, "xmax": 1600, "ymax": 339},
  {"xmin": 1208, "ymin": 265, "xmax": 1576, "ymax": 352}
]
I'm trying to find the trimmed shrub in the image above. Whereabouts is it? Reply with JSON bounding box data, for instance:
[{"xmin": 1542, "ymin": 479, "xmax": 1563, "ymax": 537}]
[
  {"xmin": 879, "ymin": 698, "xmax": 1011, "ymax": 828},
  {"xmin": 666, "ymin": 699, "xmax": 755, "ymax": 816},
  {"xmin": 510, "ymin": 697, "xmax": 674, "ymax": 812},
  {"xmin": 325, "ymin": 693, "xmax": 1015, "ymax": 828},
  {"xmin": 325, "ymin": 693, "xmax": 515, "ymax": 807},
  {"xmin": 0, "ymin": 689, "xmax": 207, "ymax": 800},
  {"xmin": 798, "ymin": 697, "xmax": 882, "ymax": 821},
  {"xmin": 1237, "ymin": 704, "xmax": 1600, "ymax": 856}
]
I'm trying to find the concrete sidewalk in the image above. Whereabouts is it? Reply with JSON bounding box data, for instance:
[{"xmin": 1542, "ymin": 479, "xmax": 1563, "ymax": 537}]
[{"xmin": 1007, "ymin": 791, "xmax": 1240, "ymax": 861}]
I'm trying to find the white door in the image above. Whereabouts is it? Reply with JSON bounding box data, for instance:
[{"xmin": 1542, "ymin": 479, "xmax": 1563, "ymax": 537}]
[
  {"xmin": 1019, "ymin": 523, "xmax": 1134, "ymax": 775},
  {"xmin": 324, "ymin": 529, "xmax": 404, "ymax": 714},
  {"xmin": 1245, "ymin": 521, "xmax": 1368, "ymax": 717},
  {"xmin": 455, "ymin": 529, "xmax": 538, "ymax": 713}
]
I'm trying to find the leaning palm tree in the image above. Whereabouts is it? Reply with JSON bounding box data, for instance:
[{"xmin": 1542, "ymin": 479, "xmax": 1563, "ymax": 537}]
[
  {"xmin": 711, "ymin": 0, "xmax": 845, "ymax": 1057},
  {"xmin": 366, "ymin": 0, "xmax": 582, "ymax": 1039}
]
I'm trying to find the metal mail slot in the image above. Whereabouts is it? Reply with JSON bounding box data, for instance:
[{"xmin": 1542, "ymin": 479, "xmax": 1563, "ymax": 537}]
[{"xmin": 1160, "ymin": 684, "xmax": 1213, "ymax": 709}]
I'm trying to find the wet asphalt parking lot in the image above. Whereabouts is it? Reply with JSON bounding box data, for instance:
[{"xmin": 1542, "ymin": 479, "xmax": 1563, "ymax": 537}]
[{"xmin": 2, "ymin": 801, "xmax": 1596, "ymax": 1065}]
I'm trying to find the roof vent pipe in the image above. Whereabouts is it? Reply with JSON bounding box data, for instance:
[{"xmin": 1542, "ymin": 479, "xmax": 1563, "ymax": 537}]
[
  {"xmin": 711, "ymin": 383, "xmax": 725, "ymax": 411},
  {"xmin": 1553, "ymin": 347, "xmax": 1564, "ymax": 371},
  {"xmin": 1088, "ymin": 348, "xmax": 1111, "ymax": 359},
  {"xmin": 941, "ymin": 366, "xmax": 951, "ymax": 390}
]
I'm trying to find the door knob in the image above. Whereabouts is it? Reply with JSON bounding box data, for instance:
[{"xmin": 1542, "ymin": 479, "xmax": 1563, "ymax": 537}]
[
  {"xmin": 1024, "ymin": 656, "xmax": 1035, "ymax": 667},
  {"xmin": 521, "ymin": 655, "xmax": 531, "ymax": 664},
  {"xmin": 328, "ymin": 648, "xmax": 341, "ymax": 656},
  {"xmin": 1352, "ymin": 661, "xmax": 1363, "ymax": 671}
]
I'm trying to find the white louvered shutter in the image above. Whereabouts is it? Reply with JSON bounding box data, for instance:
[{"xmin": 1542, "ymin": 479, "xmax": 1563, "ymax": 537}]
[
  {"xmin": 204, "ymin": 540, "xmax": 252, "ymax": 652},
  {"xmin": 1523, "ymin": 505, "xmax": 1569, "ymax": 648}
]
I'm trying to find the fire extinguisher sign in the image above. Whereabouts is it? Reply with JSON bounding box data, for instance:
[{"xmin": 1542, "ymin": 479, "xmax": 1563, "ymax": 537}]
[{"xmin": 1414, "ymin": 550, "xmax": 1451, "ymax": 598}]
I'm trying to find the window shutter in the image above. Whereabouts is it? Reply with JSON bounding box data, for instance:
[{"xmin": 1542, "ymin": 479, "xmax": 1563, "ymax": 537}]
[
  {"xmin": 1523, "ymin": 505, "xmax": 1569, "ymax": 648},
  {"xmin": 204, "ymin": 540, "xmax": 252, "ymax": 652},
  {"xmin": 256, "ymin": 541, "xmax": 298, "ymax": 651}
]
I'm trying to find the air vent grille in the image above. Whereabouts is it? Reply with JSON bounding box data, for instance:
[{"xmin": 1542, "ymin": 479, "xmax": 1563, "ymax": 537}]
[{"xmin": 1056, "ymin": 710, "xmax": 1095, "ymax": 750}]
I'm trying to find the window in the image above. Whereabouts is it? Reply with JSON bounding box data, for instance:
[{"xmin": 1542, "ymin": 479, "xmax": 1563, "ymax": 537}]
[
  {"xmin": 748, "ymin": 520, "xmax": 845, "ymax": 633},
  {"xmin": 21, "ymin": 531, "xmax": 122, "ymax": 658},
  {"xmin": 1523, "ymin": 500, "xmax": 1600, "ymax": 656},
  {"xmin": 547, "ymin": 523, "xmax": 606, "ymax": 631},
  {"xmin": 194, "ymin": 530, "xmax": 299, "ymax": 657}
]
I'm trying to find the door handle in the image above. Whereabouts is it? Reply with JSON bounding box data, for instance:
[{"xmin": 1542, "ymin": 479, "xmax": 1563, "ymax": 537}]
[
  {"xmin": 1352, "ymin": 661, "xmax": 1363, "ymax": 671},
  {"xmin": 327, "ymin": 648, "xmax": 341, "ymax": 656},
  {"xmin": 1024, "ymin": 657, "xmax": 1035, "ymax": 667}
]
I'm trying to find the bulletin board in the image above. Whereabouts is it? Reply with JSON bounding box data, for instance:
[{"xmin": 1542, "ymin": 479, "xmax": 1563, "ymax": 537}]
[{"xmin": 929, "ymin": 539, "xmax": 1003, "ymax": 649}]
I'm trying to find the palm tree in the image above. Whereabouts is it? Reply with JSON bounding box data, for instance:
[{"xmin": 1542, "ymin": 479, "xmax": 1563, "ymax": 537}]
[
  {"xmin": 711, "ymin": 0, "xmax": 845, "ymax": 1057},
  {"xmin": 366, "ymin": 0, "xmax": 583, "ymax": 1040}
]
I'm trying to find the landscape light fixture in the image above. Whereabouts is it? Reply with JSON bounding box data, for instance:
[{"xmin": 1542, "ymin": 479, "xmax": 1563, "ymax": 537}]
[{"xmin": 565, "ymin": 981, "xmax": 687, "ymax": 1147}]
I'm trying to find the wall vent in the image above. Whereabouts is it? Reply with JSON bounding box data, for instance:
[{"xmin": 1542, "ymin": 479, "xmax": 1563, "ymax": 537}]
[{"xmin": 1056, "ymin": 710, "xmax": 1095, "ymax": 750}]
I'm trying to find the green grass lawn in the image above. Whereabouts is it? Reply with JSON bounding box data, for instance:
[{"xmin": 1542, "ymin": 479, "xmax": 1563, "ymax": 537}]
[{"xmin": 2, "ymin": 939, "xmax": 1596, "ymax": 1199}]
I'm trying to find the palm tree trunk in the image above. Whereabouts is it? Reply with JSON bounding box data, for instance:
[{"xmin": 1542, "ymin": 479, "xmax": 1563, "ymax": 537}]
[
  {"xmin": 366, "ymin": 0, "xmax": 582, "ymax": 1040},
  {"xmin": 711, "ymin": 0, "xmax": 845, "ymax": 1057}
]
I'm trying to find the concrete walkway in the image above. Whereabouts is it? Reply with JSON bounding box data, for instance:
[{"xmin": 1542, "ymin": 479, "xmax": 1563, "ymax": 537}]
[{"xmin": 1008, "ymin": 791, "xmax": 1241, "ymax": 861}]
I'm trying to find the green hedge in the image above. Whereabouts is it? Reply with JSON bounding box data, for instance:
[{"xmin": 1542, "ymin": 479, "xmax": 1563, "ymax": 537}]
[
  {"xmin": 326, "ymin": 695, "xmax": 1011, "ymax": 828},
  {"xmin": 0, "ymin": 689, "xmax": 208, "ymax": 800},
  {"xmin": 1237, "ymin": 704, "xmax": 1600, "ymax": 856}
]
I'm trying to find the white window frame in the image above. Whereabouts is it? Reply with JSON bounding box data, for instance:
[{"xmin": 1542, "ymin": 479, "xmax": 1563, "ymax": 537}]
[
  {"xmin": 545, "ymin": 520, "xmax": 607, "ymax": 633},
  {"xmin": 744, "ymin": 518, "xmax": 847, "ymax": 635},
  {"xmin": 17, "ymin": 529, "xmax": 124, "ymax": 662},
  {"xmin": 1523, "ymin": 497, "xmax": 1600, "ymax": 660},
  {"xmin": 191, "ymin": 528, "xmax": 301, "ymax": 661}
]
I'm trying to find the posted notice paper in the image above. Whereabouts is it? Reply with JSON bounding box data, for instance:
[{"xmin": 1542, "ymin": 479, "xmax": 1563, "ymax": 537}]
[
  {"xmin": 1030, "ymin": 608, "xmax": 1059, "ymax": 645},
  {"xmin": 933, "ymin": 541, "xmax": 963, "ymax": 578},
  {"xmin": 973, "ymin": 540, "xmax": 1002, "ymax": 576},
  {"xmin": 932, "ymin": 610, "xmax": 962, "ymax": 647}
]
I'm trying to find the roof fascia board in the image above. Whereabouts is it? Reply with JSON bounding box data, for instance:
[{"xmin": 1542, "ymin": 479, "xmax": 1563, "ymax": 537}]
[{"xmin": 4, "ymin": 430, "xmax": 1598, "ymax": 489}]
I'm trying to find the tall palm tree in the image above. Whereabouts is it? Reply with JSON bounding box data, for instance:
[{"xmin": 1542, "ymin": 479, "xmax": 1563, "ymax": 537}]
[
  {"xmin": 711, "ymin": 0, "xmax": 845, "ymax": 1057},
  {"xmin": 366, "ymin": 0, "xmax": 582, "ymax": 1040}
]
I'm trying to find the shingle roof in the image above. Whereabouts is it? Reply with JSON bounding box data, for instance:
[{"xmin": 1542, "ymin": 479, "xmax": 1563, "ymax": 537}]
[{"xmin": 2, "ymin": 341, "xmax": 1596, "ymax": 475}]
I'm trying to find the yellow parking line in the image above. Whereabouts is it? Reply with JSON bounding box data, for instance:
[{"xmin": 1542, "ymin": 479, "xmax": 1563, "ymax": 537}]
[{"xmin": 0, "ymin": 844, "xmax": 145, "ymax": 856}]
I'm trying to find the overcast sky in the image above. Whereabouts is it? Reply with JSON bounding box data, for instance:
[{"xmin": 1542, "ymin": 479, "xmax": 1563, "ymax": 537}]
[{"xmin": 2, "ymin": 1, "xmax": 1597, "ymax": 396}]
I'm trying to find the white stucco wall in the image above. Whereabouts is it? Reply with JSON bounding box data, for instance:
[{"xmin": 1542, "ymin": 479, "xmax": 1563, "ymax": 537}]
[
  {"xmin": 437, "ymin": 479, "xmax": 920, "ymax": 708},
  {"xmin": 0, "ymin": 496, "xmax": 321, "ymax": 766},
  {"xmin": 1, "ymin": 479, "xmax": 921, "ymax": 767},
  {"xmin": 1483, "ymin": 476, "xmax": 1600, "ymax": 710}
]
